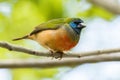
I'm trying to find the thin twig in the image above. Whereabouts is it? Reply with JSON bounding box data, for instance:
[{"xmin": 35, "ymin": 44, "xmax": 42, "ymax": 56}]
[{"xmin": 0, "ymin": 41, "xmax": 120, "ymax": 58}]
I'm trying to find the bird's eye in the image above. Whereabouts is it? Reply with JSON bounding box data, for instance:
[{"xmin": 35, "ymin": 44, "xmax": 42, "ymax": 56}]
[
  {"xmin": 69, "ymin": 19, "xmax": 84, "ymax": 29},
  {"xmin": 73, "ymin": 19, "xmax": 84, "ymax": 25},
  {"xmin": 74, "ymin": 21, "xmax": 80, "ymax": 25}
]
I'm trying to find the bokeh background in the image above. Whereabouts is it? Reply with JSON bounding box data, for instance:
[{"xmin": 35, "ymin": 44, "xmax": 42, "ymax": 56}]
[{"xmin": 0, "ymin": 0, "xmax": 120, "ymax": 80}]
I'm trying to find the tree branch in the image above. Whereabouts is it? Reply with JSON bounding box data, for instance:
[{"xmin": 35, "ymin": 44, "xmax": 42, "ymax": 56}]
[
  {"xmin": 1, "ymin": 41, "xmax": 120, "ymax": 58},
  {"xmin": 0, "ymin": 53, "xmax": 120, "ymax": 68},
  {"xmin": 0, "ymin": 41, "xmax": 120, "ymax": 68},
  {"xmin": 88, "ymin": 0, "xmax": 120, "ymax": 14}
]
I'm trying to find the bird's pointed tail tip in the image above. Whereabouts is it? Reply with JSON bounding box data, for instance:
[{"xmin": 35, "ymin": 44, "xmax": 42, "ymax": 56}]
[{"xmin": 12, "ymin": 35, "xmax": 28, "ymax": 41}]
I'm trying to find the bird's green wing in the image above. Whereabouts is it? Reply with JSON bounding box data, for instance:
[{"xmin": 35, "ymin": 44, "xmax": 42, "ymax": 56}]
[{"xmin": 30, "ymin": 18, "xmax": 67, "ymax": 35}]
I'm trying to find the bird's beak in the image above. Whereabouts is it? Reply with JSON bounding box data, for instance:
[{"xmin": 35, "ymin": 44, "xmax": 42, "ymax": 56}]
[
  {"xmin": 78, "ymin": 23, "xmax": 86, "ymax": 28},
  {"xmin": 80, "ymin": 23, "xmax": 86, "ymax": 28}
]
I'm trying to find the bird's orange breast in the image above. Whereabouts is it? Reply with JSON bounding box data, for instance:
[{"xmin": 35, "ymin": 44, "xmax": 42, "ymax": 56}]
[{"xmin": 32, "ymin": 28, "xmax": 78, "ymax": 51}]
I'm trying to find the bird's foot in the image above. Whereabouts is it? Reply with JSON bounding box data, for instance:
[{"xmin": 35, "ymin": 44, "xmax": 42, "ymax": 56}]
[
  {"xmin": 49, "ymin": 50, "xmax": 55, "ymax": 59},
  {"xmin": 49, "ymin": 50, "xmax": 63, "ymax": 60},
  {"xmin": 54, "ymin": 51, "xmax": 63, "ymax": 60}
]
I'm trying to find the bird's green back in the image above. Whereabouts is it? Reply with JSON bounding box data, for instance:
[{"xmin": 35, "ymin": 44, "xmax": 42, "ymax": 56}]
[{"xmin": 30, "ymin": 18, "xmax": 76, "ymax": 35}]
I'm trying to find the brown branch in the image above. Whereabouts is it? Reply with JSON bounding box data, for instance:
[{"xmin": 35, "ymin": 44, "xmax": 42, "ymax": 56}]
[
  {"xmin": 0, "ymin": 41, "xmax": 120, "ymax": 58},
  {"xmin": 0, "ymin": 53, "xmax": 120, "ymax": 68},
  {"xmin": 0, "ymin": 41, "xmax": 120, "ymax": 68},
  {"xmin": 88, "ymin": 0, "xmax": 120, "ymax": 14}
]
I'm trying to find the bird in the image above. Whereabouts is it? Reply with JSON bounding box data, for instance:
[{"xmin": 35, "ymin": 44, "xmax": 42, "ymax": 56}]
[{"xmin": 13, "ymin": 18, "xmax": 86, "ymax": 59}]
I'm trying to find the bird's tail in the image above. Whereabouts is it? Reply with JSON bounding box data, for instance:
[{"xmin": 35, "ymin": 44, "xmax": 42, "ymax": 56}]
[{"xmin": 12, "ymin": 35, "xmax": 29, "ymax": 41}]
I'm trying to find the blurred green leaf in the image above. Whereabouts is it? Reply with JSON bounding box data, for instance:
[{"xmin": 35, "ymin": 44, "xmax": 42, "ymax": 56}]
[
  {"xmin": 12, "ymin": 68, "xmax": 58, "ymax": 80},
  {"xmin": 78, "ymin": 5, "xmax": 115, "ymax": 20}
]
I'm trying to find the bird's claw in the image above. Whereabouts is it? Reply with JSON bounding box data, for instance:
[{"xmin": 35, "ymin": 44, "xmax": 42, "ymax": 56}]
[{"xmin": 49, "ymin": 50, "xmax": 63, "ymax": 60}]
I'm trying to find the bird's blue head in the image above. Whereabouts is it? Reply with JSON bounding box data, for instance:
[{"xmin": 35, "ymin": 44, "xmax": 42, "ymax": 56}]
[{"xmin": 69, "ymin": 18, "xmax": 86, "ymax": 34}]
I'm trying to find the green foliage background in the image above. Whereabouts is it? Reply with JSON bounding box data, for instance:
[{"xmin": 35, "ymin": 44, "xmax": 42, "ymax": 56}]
[{"xmin": 0, "ymin": 0, "xmax": 115, "ymax": 80}]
